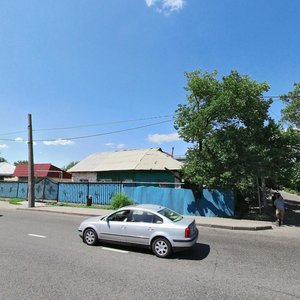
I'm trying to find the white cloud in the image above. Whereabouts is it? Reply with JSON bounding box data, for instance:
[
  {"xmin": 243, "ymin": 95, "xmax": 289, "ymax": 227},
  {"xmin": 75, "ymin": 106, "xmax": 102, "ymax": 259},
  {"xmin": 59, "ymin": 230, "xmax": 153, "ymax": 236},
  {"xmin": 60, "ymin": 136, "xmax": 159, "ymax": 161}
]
[
  {"xmin": 15, "ymin": 137, "xmax": 25, "ymax": 142},
  {"xmin": 116, "ymin": 144, "xmax": 126, "ymax": 149},
  {"xmin": 145, "ymin": 0, "xmax": 155, "ymax": 6},
  {"xmin": 148, "ymin": 132, "xmax": 180, "ymax": 144},
  {"xmin": 105, "ymin": 143, "xmax": 126, "ymax": 149},
  {"xmin": 145, "ymin": 0, "xmax": 185, "ymax": 14},
  {"xmin": 0, "ymin": 144, "xmax": 8, "ymax": 149},
  {"xmin": 43, "ymin": 139, "xmax": 75, "ymax": 146},
  {"xmin": 15, "ymin": 137, "xmax": 37, "ymax": 145}
]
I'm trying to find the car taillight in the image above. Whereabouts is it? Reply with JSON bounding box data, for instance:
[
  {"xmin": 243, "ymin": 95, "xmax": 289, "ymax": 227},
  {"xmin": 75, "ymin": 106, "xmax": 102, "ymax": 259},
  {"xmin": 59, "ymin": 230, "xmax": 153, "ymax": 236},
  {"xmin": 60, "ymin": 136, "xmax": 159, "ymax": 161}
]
[{"xmin": 185, "ymin": 227, "xmax": 191, "ymax": 238}]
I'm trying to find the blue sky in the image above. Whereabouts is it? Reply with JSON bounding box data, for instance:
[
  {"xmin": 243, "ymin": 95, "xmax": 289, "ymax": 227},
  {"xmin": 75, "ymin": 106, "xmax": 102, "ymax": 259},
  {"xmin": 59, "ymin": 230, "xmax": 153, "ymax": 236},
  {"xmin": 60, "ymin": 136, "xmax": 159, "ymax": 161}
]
[{"xmin": 0, "ymin": 0, "xmax": 299, "ymax": 168}]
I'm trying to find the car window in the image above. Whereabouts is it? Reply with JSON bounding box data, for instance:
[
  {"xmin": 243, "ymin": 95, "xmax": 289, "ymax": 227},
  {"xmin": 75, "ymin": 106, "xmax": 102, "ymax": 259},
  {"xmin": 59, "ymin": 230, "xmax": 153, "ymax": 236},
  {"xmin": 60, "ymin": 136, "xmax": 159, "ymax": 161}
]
[
  {"xmin": 128, "ymin": 211, "xmax": 163, "ymax": 224},
  {"xmin": 107, "ymin": 210, "xmax": 130, "ymax": 222},
  {"xmin": 158, "ymin": 208, "xmax": 183, "ymax": 222},
  {"xmin": 152, "ymin": 214, "xmax": 163, "ymax": 224}
]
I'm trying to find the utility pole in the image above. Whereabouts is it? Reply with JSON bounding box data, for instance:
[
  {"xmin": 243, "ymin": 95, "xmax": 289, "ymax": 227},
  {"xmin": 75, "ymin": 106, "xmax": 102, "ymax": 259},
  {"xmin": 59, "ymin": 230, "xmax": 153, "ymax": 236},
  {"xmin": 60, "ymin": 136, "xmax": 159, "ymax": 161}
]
[{"xmin": 28, "ymin": 113, "xmax": 35, "ymax": 207}]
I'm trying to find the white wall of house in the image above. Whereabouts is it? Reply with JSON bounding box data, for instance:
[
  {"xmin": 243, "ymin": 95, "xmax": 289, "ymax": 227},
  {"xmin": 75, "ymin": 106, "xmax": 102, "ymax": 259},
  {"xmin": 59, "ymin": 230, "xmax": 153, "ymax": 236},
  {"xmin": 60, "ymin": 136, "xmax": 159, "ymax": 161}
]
[{"xmin": 71, "ymin": 172, "xmax": 97, "ymax": 182}]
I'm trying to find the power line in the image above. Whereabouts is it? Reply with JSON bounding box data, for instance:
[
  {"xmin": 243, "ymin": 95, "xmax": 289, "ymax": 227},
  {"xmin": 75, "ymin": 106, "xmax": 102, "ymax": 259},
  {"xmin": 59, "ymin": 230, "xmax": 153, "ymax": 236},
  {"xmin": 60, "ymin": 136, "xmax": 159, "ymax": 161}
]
[
  {"xmin": 0, "ymin": 130, "xmax": 27, "ymax": 136},
  {"xmin": 0, "ymin": 119, "xmax": 173, "ymax": 142},
  {"xmin": 0, "ymin": 96, "xmax": 292, "ymax": 137},
  {"xmin": 0, "ymin": 114, "xmax": 173, "ymax": 137},
  {"xmin": 0, "ymin": 95, "xmax": 294, "ymax": 141},
  {"xmin": 32, "ymin": 115, "xmax": 173, "ymax": 132},
  {"xmin": 35, "ymin": 119, "xmax": 173, "ymax": 142},
  {"xmin": 269, "ymin": 109, "xmax": 282, "ymax": 121},
  {"xmin": 262, "ymin": 96, "xmax": 282, "ymax": 99}
]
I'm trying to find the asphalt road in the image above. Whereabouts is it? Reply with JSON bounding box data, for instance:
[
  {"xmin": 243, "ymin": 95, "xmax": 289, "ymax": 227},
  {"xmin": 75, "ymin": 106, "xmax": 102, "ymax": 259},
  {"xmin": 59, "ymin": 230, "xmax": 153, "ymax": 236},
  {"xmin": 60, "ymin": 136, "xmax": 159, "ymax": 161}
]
[{"xmin": 0, "ymin": 210, "xmax": 299, "ymax": 300}]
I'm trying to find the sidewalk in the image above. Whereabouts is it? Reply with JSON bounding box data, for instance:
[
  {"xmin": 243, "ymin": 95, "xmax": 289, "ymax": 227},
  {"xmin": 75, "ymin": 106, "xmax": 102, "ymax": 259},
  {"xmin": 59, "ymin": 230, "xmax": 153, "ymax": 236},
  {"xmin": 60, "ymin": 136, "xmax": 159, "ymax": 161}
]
[{"xmin": 0, "ymin": 200, "xmax": 274, "ymax": 231}]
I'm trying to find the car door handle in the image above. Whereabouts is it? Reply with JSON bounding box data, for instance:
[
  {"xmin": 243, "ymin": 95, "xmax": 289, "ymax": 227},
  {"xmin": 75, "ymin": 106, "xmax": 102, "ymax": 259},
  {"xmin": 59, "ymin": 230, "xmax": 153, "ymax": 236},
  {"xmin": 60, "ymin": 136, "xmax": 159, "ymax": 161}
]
[{"xmin": 148, "ymin": 227, "xmax": 153, "ymax": 231}]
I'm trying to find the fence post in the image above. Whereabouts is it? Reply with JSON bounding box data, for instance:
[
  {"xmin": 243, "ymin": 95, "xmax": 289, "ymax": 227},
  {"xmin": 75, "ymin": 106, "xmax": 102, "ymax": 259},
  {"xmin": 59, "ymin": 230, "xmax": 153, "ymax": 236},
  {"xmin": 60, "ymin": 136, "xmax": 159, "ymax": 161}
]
[
  {"xmin": 86, "ymin": 183, "xmax": 90, "ymax": 205},
  {"xmin": 57, "ymin": 181, "xmax": 60, "ymax": 203}
]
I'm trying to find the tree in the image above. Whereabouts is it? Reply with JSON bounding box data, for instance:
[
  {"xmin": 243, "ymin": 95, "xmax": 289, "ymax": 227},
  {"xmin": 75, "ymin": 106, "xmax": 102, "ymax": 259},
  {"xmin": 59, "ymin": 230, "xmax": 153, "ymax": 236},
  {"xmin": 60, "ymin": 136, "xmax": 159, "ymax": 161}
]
[
  {"xmin": 280, "ymin": 83, "xmax": 300, "ymax": 193},
  {"xmin": 0, "ymin": 157, "xmax": 7, "ymax": 163},
  {"xmin": 62, "ymin": 161, "xmax": 79, "ymax": 171},
  {"xmin": 174, "ymin": 70, "xmax": 289, "ymax": 202},
  {"xmin": 281, "ymin": 83, "xmax": 300, "ymax": 128},
  {"xmin": 289, "ymin": 162, "xmax": 300, "ymax": 192},
  {"xmin": 14, "ymin": 160, "xmax": 28, "ymax": 166}
]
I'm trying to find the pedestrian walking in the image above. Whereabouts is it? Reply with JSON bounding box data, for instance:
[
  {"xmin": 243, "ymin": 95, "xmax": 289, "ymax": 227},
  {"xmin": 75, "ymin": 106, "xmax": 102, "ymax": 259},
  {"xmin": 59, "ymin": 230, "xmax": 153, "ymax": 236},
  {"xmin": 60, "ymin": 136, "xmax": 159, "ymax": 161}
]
[
  {"xmin": 274, "ymin": 193, "xmax": 285, "ymax": 226},
  {"xmin": 271, "ymin": 192, "xmax": 278, "ymax": 210}
]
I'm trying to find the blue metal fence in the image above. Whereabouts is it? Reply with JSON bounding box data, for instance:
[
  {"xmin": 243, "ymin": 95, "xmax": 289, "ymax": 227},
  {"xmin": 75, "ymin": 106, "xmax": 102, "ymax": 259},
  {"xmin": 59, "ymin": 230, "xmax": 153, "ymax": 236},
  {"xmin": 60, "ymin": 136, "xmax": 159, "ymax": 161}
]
[
  {"xmin": 0, "ymin": 179, "xmax": 236, "ymax": 217},
  {"xmin": 0, "ymin": 180, "xmax": 123, "ymax": 204},
  {"xmin": 18, "ymin": 183, "xmax": 28, "ymax": 199},
  {"xmin": 123, "ymin": 186, "xmax": 235, "ymax": 217},
  {"xmin": 0, "ymin": 182, "xmax": 18, "ymax": 198},
  {"xmin": 88, "ymin": 183, "xmax": 123, "ymax": 205},
  {"xmin": 58, "ymin": 183, "xmax": 89, "ymax": 204}
]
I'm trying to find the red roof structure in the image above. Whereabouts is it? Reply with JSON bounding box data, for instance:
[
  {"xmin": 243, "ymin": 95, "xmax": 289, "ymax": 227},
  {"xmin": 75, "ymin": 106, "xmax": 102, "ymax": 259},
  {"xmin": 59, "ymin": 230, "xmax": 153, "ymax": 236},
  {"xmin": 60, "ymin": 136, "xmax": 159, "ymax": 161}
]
[{"xmin": 13, "ymin": 164, "xmax": 72, "ymax": 180}]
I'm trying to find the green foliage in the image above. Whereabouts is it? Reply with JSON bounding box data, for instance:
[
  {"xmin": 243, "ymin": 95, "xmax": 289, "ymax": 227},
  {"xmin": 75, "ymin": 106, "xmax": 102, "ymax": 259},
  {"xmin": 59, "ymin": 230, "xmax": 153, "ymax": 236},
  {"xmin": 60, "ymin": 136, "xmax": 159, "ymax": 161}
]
[
  {"xmin": 14, "ymin": 160, "xmax": 28, "ymax": 165},
  {"xmin": 175, "ymin": 70, "xmax": 271, "ymax": 146},
  {"xmin": 174, "ymin": 70, "xmax": 294, "ymax": 197},
  {"xmin": 280, "ymin": 83, "xmax": 300, "ymax": 193},
  {"xmin": 290, "ymin": 162, "xmax": 300, "ymax": 192},
  {"xmin": 0, "ymin": 157, "xmax": 7, "ymax": 163},
  {"xmin": 62, "ymin": 161, "xmax": 79, "ymax": 171},
  {"xmin": 281, "ymin": 83, "xmax": 300, "ymax": 128},
  {"xmin": 110, "ymin": 193, "xmax": 134, "ymax": 209}
]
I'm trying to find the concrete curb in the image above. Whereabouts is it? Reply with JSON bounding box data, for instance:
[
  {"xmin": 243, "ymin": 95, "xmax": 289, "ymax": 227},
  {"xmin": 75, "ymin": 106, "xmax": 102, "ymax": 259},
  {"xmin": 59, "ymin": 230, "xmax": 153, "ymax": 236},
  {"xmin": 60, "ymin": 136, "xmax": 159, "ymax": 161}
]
[
  {"xmin": 16, "ymin": 207, "xmax": 274, "ymax": 231},
  {"xmin": 198, "ymin": 223, "xmax": 273, "ymax": 231},
  {"xmin": 16, "ymin": 208, "xmax": 98, "ymax": 217}
]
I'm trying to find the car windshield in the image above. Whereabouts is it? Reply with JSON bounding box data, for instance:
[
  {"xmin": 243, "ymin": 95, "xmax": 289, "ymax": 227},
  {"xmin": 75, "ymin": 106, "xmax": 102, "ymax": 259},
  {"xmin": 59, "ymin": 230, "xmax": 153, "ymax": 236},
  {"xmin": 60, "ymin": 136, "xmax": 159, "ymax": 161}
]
[{"xmin": 158, "ymin": 208, "xmax": 183, "ymax": 222}]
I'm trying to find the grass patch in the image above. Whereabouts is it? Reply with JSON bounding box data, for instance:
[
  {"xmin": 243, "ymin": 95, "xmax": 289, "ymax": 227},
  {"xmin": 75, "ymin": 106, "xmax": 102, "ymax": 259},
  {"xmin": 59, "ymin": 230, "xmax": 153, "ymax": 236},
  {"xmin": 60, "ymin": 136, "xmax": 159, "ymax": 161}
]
[
  {"xmin": 46, "ymin": 201, "xmax": 113, "ymax": 210},
  {"xmin": 9, "ymin": 198, "xmax": 24, "ymax": 205}
]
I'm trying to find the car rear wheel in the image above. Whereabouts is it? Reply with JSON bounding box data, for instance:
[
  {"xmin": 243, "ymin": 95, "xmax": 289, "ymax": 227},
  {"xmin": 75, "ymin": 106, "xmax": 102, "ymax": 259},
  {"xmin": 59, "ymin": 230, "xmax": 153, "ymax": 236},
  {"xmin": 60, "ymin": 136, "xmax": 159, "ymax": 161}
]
[
  {"xmin": 83, "ymin": 228, "xmax": 98, "ymax": 246},
  {"xmin": 152, "ymin": 237, "xmax": 172, "ymax": 258}
]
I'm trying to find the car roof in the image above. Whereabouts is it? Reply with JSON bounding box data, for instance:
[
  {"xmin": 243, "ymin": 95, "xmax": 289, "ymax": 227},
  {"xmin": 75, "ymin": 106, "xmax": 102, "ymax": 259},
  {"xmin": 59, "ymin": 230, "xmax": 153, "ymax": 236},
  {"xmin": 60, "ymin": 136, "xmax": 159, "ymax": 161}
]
[{"xmin": 121, "ymin": 204, "xmax": 165, "ymax": 213}]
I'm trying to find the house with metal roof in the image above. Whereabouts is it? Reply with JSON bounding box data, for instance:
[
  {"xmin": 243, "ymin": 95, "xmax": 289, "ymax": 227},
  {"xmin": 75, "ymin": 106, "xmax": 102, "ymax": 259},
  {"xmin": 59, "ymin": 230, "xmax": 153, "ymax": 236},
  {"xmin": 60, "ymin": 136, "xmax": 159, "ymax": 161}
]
[
  {"xmin": 13, "ymin": 163, "xmax": 72, "ymax": 182},
  {"xmin": 68, "ymin": 148, "xmax": 183, "ymax": 186},
  {"xmin": 0, "ymin": 162, "xmax": 16, "ymax": 181}
]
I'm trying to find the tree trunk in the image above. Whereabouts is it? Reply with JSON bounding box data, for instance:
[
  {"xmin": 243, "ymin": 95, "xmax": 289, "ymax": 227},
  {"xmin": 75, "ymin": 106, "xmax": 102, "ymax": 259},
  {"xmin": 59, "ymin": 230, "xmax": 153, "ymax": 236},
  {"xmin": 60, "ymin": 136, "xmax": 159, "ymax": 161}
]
[
  {"xmin": 261, "ymin": 176, "xmax": 267, "ymax": 209},
  {"xmin": 256, "ymin": 176, "xmax": 262, "ymax": 214}
]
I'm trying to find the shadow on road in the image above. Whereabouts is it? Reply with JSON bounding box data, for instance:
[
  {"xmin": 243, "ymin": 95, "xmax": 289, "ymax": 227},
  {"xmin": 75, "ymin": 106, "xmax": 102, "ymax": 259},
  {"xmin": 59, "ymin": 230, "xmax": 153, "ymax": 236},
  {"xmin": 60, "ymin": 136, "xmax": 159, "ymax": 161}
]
[
  {"xmin": 95, "ymin": 242, "xmax": 210, "ymax": 260},
  {"xmin": 267, "ymin": 198, "xmax": 300, "ymax": 227},
  {"xmin": 284, "ymin": 199, "xmax": 300, "ymax": 227},
  {"xmin": 172, "ymin": 243, "xmax": 210, "ymax": 261}
]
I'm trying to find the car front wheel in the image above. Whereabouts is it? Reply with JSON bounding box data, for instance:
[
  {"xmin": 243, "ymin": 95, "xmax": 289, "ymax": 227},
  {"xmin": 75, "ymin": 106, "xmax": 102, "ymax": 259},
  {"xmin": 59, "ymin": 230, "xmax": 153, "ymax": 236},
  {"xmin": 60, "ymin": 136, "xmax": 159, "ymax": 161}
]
[
  {"xmin": 152, "ymin": 237, "xmax": 172, "ymax": 258},
  {"xmin": 83, "ymin": 228, "xmax": 98, "ymax": 246}
]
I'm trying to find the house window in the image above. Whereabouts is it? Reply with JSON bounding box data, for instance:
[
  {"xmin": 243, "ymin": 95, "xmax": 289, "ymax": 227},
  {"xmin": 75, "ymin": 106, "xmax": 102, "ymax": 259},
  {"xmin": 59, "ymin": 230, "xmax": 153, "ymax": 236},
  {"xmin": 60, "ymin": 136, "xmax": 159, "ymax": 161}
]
[
  {"xmin": 80, "ymin": 179, "xmax": 89, "ymax": 182},
  {"xmin": 123, "ymin": 179, "xmax": 133, "ymax": 183},
  {"xmin": 99, "ymin": 179, "xmax": 112, "ymax": 183}
]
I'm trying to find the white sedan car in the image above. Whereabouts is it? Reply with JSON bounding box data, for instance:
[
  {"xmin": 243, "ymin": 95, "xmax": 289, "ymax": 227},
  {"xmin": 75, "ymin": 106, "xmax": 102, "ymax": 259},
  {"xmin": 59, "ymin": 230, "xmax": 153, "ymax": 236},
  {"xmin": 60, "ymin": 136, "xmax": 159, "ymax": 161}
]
[{"xmin": 78, "ymin": 204, "xmax": 198, "ymax": 258}]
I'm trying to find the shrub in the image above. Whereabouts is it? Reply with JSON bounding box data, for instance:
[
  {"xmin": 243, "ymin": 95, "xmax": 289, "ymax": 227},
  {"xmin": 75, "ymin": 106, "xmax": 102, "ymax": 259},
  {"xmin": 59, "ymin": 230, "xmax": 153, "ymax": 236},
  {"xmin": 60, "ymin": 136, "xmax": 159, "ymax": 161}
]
[{"xmin": 110, "ymin": 193, "xmax": 134, "ymax": 209}]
